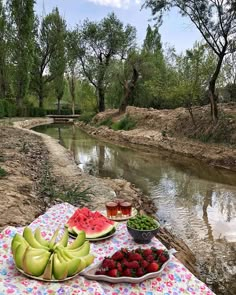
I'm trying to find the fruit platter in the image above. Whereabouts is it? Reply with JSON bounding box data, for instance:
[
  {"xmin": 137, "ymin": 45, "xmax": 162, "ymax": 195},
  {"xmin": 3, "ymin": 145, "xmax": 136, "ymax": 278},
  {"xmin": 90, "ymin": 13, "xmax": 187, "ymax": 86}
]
[
  {"xmin": 65, "ymin": 207, "xmax": 117, "ymax": 241},
  {"xmin": 81, "ymin": 247, "xmax": 176, "ymax": 283},
  {"xmin": 11, "ymin": 226, "xmax": 95, "ymax": 281}
]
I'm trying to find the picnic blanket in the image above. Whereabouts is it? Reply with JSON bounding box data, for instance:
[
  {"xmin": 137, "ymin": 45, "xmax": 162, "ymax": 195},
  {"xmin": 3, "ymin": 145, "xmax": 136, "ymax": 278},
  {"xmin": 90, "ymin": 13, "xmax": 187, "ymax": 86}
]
[{"xmin": 0, "ymin": 203, "xmax": 215, "ymax": 295}]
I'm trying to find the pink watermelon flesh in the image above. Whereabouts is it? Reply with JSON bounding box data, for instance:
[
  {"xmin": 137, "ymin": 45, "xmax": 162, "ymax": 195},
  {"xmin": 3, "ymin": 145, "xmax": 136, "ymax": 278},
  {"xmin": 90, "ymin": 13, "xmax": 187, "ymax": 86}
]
[{"xmin": 66, "ymin": 208, "xmax": 116, "ymax": 239}]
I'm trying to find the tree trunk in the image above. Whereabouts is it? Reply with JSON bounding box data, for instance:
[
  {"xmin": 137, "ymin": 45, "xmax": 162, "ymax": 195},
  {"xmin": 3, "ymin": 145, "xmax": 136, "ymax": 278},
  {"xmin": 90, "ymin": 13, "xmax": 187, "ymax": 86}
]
[
  {"xmin": 208, "ymin": 53, "xmax": 225, "ymax": 122},
  {"xmin": 98, "ymin": 87, "xmax": 105, "ymax": 112},
  {"xmin": 70, "ymin": 76, "xmax": 75, "ymax": 115},
  {"xmin": 119, "ymin": 67, "xmax": 139, "ymax": 114},
  {"xmin": 57, "ymin": 98, "xmax": 61, "ymax": 114}
]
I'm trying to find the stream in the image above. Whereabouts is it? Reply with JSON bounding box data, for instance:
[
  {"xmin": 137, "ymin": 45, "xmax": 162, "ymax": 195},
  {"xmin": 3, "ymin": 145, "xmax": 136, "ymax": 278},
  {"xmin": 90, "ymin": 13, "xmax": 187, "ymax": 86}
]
[{"xmin": 33, "ymin": 124, "xmax": 236, "ymax": 295}]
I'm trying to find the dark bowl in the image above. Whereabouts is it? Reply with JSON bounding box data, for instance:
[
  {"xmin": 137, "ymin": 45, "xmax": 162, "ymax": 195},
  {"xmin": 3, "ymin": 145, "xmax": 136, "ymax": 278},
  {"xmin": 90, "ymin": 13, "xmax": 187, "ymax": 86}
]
[{"xmin": 127, "ymin": 222, "xmax": 160, "ymax": 244}]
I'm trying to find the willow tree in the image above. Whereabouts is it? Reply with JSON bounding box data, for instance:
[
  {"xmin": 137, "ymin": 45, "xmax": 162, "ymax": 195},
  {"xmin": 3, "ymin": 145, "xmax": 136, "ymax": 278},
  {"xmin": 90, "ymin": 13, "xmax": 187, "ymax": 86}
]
[
  {"xmin": 0, "ymin": 0, "xmax": 7, "ymax": 99},
  {"xmin": 49, "ymin": 8, "xmax": 66, "ymax": 114},
  {"xmin": 78, "ymin": 13, "xmax": 136, "ymax": 112},
  {"xmin": 66, "ymin": 29, "xmax": 80, "ymax": 115},
  {"xmin": 7, "ymin": 0, "xmax": 35, "ymax": 107},
  {"xmin": 144, "ymin": 0, "xmax": 236, "ymax": 122},
  {"xmin": 31, "ymin": 10, "xmax": 64, "ymax": 109}
]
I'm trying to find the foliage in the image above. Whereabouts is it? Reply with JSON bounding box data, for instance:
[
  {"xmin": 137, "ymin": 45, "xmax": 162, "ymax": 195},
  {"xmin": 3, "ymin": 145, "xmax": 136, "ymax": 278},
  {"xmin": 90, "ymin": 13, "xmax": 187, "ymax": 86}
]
[
  {"xmin": 78, "ymin": 12, "xmax": 136, "ymax": 112},
  {"xmin": 57, "ymin": 182, "xmax": 93, "ymax": 205},
  {"xmin": 0, "ymin": 166, "xmax": 7, "ymax": 177},
  {"xmin": 0, "ymin": 1, "xmax": 8, "ymax": 99},
  {"xmin": 96, "ymin": 117, "xmax": 113, "ymax": 128},
  {"xmin": 65, "ymin": 29, "xmax": 81, "ymax": 115},
  {"xmin": 48, "ymin": 8, "xmax": 66, "ymax": 114},
  {"xmin": 111, "ymin": 115, "xmax": 136, "ymax": 131},
  {"xmin": 7, "ymin": 0, "xmax": 35, "ymax": 107},
  {"xmin": 78, "ymin": 112, "xmax": 96, "ymax": 124},
  {"xmin": 144, "ymin": 0, "xmax": 236, "ymax": 121}
]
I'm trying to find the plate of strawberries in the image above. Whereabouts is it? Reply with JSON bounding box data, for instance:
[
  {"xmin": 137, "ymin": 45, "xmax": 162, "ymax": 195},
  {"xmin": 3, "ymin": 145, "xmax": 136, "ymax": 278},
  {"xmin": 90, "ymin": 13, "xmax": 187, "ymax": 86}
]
[{"xmin": 80, "ymin": 247, "xmax": 176, "ymax": 283}]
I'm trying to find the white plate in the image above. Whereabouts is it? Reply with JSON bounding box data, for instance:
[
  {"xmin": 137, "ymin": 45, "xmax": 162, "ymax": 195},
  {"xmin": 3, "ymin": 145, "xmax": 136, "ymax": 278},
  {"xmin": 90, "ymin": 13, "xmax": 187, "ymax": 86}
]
[
  {"xmin": 80, "ymin": 249, "xmax": 176, "ymax": 284},
  {"xmin": 16, "ymin": 267, "xmax": 80, "ymax": 282},
  {"xmin": 105, "ymin": 208, "xmax": 138, "ymax": 221},
  {"xmin": 69, "ymin": 228, "xmax": 117, "ymax": 242}
]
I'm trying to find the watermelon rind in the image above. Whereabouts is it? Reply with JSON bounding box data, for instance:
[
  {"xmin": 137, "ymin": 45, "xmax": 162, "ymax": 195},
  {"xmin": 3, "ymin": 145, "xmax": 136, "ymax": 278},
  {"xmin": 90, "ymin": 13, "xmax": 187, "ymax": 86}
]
[{"xmin": 72, "ymin": 224, "xmax": 114, "ymax": 239}]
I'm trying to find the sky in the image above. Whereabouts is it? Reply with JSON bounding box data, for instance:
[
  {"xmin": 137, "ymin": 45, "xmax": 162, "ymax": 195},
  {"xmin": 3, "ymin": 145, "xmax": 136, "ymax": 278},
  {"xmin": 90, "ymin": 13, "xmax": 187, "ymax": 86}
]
[{"xmin": 34, "ymin": 0, "xmax": 202, "ymax": 53}]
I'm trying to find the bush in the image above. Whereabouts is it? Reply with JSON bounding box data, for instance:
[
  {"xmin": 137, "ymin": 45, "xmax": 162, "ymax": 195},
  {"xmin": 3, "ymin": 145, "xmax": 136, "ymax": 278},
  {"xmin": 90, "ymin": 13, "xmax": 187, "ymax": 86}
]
[
  {"xmin": 96, "ymin": 117, "xmax": 113, "ymax": 128},
  {"xmin": 111, "ymin": 115, "xmax": 136, "ymax": 131},
  {"xmin": 78, "ymin": 112, "xmax": 96, "ymax": 124},
  {"xmin": 0, "ymin": 167, "xmax": 7, "ymax": 177}
]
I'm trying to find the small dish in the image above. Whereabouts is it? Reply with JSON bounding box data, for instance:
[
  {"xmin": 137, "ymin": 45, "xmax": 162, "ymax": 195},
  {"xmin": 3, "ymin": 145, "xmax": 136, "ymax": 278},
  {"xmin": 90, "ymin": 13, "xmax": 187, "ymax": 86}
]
[
  {"xmin": 105, "ymin": 208, "xmax": 138, "ymax": 221},
  {"xmin": 16, "ymin": 267, "xmax": 80, "ymax": 282},
  {"xmin": 80, "ymin": 249, "xmax": 176, "ymax": 283},
  {"xmin": 69, "ymin": 228, "xmax": 117, "ymax": 242}
]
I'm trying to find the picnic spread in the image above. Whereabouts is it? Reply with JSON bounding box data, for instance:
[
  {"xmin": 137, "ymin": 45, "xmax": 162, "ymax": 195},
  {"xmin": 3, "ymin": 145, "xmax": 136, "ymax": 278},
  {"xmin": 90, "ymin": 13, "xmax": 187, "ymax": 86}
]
[{"xmin": 0, "ymin": 202, "xmax": 216, "ymax": 295}]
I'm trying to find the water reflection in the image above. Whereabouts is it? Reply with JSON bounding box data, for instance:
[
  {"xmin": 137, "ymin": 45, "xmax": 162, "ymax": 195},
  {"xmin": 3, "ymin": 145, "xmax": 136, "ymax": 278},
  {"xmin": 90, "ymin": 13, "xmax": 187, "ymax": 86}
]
[{"xmin": 33, "ymin": 124, "xmax": 236, "ymax": 294}]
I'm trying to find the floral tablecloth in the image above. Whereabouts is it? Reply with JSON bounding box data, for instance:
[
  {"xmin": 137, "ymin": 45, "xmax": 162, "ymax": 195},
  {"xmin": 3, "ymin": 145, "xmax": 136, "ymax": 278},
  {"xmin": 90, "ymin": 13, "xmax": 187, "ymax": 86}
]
[{"xmin": 0, "ymin": 203, "xmax": 215, "ymax": 295}]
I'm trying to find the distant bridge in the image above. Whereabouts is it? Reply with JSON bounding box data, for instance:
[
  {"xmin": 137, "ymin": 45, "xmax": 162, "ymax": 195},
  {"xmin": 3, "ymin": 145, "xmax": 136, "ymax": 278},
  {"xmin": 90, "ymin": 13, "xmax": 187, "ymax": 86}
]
[{"xmin": 46, "ymin": 115, "xmax": 80, "ymax": 123}]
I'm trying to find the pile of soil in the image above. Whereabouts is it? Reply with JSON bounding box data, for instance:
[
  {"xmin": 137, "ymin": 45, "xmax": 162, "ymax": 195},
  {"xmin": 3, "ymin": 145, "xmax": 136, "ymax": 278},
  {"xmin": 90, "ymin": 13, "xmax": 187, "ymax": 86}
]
[
  {"xmin": 87, "ymin": 104, "xmax": 236, "ymax": 171},
  {"xmin": 0, "ymin": 127, "xmax": 48, "ymax": 231}
]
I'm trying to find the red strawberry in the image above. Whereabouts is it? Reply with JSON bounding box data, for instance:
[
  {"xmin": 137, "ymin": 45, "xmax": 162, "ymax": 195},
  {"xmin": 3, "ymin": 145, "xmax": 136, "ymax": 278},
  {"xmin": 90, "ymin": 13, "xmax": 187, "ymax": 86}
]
[
  {"xmin": 136, "ymin": 267, "xmax": 145, "ymax": 277},
  {"xmin": 102, "ymin": 258, "xmax": 116, "ymax": 269},
  {"xmin": 146, "ymin": 262, "xmax": 160, "ymax": 273},
  {"xmin": 112, "ymin": 251, "xmax": 124, "ymax": 261},
  {"xmin": 146, "ymin": 254, "xmax": 155, "ymax": 262},
  {"xmin": 121, "ymin": 248, "xmax": 129, "ymax": 256},
  {"xmin": 156, "ymin": 249, "xmax": 164, "ymax": 256},
  {"xmin": 128, "ymin": 252, "xmax": 143, "ymax": 261},
  {"xmin": 122, "ymin": 268, "xmax": 132, "ymax": 277},
  {"xmin": 116, "ymin": 262, "xmax": 123, "ymax": 273},
  {"xmin": 140, "ymin": 259, "xmax": 149, "ymax": 269},
  {"xmin": 143, "ymin": 249, "xmax": 153, "ymax": 257},
  {"xmin": 159, "ymin": 251, "xmax": 169, "ymax": 263},
  {"xmin": 126, "ymin": 261, "xmax": 139, "ymax": 269},
  {"xmin": 106, "ymin": 269, "xmax": 120, "ymax": 277}
]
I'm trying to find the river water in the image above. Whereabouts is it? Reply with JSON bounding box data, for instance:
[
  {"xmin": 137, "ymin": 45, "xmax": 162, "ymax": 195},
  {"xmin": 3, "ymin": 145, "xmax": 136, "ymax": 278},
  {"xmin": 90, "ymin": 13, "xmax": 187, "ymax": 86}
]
[{"xmin": 33, "ymin": 124, "xmax": 236, "ymax": 295}]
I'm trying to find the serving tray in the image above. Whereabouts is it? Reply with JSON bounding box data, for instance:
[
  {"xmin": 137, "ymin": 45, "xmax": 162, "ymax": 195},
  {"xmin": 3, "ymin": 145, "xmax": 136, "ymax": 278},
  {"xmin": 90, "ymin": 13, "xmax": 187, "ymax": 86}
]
[
  {"xmin": 105, "ymin": 208, "xmax": 138, "ymax": 221},
  {"xmin": 80, "ymin": 249, "xmax": 176, "ymax": 284},
  {"xmin": 16, "ymin": 267, "xmax": 80, "ymax": 282}
]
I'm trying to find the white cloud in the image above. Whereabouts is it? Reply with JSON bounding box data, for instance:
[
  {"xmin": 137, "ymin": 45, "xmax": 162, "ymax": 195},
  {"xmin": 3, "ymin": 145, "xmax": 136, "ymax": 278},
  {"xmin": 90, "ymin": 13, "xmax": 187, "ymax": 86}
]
[{"xmin": 87, "ymin": 0, "xmax": 132, "ymax": 9}]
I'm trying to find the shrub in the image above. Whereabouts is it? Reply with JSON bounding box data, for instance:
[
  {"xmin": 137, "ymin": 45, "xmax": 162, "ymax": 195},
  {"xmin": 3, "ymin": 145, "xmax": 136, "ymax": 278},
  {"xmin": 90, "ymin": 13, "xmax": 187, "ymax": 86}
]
[
  {"xmin": 96, "ymin": 117, "xmax": 113, "ymax": 128},
  {"xmin": 0, "ymin": 167, "xmax": 7, "ymax": 177},
  {"xmin": 78, "ymin": 112, "xmax": 96, "ymax": 124},
  {"xmin": 111, "ymin": 115, "xmax": 136, "ymax": 131}
]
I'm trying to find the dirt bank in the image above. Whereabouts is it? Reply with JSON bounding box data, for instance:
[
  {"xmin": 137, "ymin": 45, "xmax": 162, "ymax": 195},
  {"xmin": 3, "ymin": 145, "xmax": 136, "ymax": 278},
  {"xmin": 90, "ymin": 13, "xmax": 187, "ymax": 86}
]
[{"xmin": 79, "ymin": 105, "xmax": 236, "ymax": 172}]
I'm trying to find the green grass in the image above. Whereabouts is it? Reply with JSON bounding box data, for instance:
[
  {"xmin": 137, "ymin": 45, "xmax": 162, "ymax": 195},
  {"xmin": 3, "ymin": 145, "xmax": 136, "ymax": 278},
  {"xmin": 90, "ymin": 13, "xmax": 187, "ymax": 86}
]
[
  {"xmin": 78, "ymin": 112, "xmax": 96, "ymax": 124},
  {"xmin": 111, "ymin": 115, "xmax": 136, "ymax": 131},
  {"xmin": 0, "ymin": 167, "xmax": 7, "ymax": 177},
  {"xmin": 96, "ymin": 117, "xmax": 113, "ymax": 128}
]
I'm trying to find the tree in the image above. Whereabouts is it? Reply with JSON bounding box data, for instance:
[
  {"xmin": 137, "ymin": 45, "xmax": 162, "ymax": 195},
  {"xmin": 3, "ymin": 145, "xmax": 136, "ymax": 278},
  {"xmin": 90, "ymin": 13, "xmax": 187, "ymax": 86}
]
[
  {"xmin": 65, "ymin": 29, "xmax": 80, "ymax": 115},
  {"xmin": 144, "ymin": 0, "xmax": 236, "ymax": 121},
  {"xmin": 49, "ymin": 8, "xmax": 66, "ymax": 114},
  {"xmin": 0, "ymin": 0, "xmax": 8, "ymax": 99},
  {"xmin": 78, "ymin": 13, "xmax": 136, "ymax": 112},
  {"xmin": 7, "ymin": 0, "xmax": 35, "ymax": 108},
  {"xmin": 31, "ymin": 11, "xmax": 62, "ymax": 108},
  {"xmin": 119, "ymin": 50, "xmax": 141, "ymax": 113}
]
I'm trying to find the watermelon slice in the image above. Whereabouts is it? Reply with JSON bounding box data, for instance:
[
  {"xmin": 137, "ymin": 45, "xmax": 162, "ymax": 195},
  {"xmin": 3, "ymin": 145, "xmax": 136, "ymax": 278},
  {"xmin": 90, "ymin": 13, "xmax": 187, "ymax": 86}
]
[{"xmin": 66, "ymin": 208, "xmax": 116, "ymax": 239}]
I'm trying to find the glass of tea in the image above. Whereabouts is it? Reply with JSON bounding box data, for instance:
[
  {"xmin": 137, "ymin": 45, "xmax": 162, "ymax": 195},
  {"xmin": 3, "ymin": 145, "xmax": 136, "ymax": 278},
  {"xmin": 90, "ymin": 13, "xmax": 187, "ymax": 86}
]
[
  {"xmin": 113, "ymin": 199, "xmax": 125, "ymax": 211},
  {"xmin": 105, "ymin": 201, "xmax": 118, "ymax": 217},
  {"xmin": 120, "ymin": 201, "xmax": 132, "ymax": 216}
]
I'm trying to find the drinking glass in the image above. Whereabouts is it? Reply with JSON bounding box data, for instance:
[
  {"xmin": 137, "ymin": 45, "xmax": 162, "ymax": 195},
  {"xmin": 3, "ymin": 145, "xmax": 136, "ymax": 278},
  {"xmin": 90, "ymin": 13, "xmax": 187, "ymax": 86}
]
[{"xmin": 105, "ymin": 201, "xmax": 118, "ymax": 217}]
